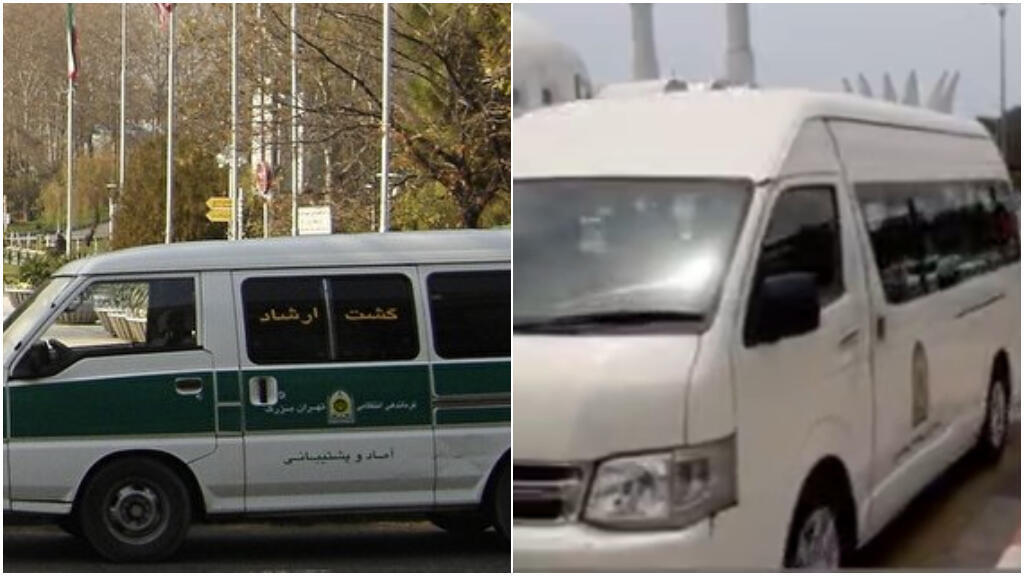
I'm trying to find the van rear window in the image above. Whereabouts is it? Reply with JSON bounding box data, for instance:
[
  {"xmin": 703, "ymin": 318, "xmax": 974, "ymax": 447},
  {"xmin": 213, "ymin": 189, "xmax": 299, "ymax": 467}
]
[
  {"xmin": 857, "ymin": 180, "xmax": 1020, "ymax": 304},
  {"xmin": 428, "ymin": 270, "xmax": 510, "ymax": 359},
  {"xmin": 242, "ymin": 274, "xmax": 419, "ymax": 365}
]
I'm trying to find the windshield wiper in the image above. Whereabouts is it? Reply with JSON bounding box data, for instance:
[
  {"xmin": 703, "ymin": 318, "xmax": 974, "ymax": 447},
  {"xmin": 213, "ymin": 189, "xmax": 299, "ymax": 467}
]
[{"xmin": 515, "ymin": 311, "xmax": 704, "ymax": 334}]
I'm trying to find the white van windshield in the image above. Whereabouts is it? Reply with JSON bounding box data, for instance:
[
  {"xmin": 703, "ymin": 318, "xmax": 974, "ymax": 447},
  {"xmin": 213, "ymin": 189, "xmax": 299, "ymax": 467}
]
[
  {"xmin": 514, "ymin": 179, "xmax": 751, "ymax": 332},
  {"xmin": 3, "ymin": 277, "xmax": 73, "ymax": 363}
]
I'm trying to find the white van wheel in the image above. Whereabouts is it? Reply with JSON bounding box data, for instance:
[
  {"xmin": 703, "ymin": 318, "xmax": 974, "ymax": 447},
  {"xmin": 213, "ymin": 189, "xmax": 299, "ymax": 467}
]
[
  {"xmin": 80, "ymin": 458, "xmax": 191, "ymax": 562},
  {"xmin": 791, "ymin": 506, "xmax": 842, "ymax": 569},
  {"xmin": 977, "ymin": 377, "xmax": 1009, "ymax": 462}
]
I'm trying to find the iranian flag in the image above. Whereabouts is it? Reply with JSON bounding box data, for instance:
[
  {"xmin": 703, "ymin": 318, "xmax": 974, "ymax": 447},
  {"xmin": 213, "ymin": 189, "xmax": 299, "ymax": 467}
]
[
  {"xmin": 153, "ymin": 3, "xmax": 174, "ymax": 28},
  {"xmin": 65, "ymin": 4, "xmax": 78, "ymax": 82}
]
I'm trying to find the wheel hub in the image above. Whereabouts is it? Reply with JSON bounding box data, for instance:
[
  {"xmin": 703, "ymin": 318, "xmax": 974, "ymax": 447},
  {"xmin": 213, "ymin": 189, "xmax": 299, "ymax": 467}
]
[
  {"xmin": 795, "ymin": 507, "xmax": 841, "ymax": 569},
  {"xmin": 107, "ymin": 484, "xmax": 162, "ymax": 537}
]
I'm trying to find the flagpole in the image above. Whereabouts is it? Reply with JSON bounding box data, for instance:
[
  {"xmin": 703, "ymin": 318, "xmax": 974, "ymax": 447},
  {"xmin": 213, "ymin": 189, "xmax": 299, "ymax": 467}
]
[
  {"xmin": 165, "ymin": 8, "xmax": 175, "ymax": 244},
  {"xmin": 116, "ymin": 2, "xmax": 126, "ymax": 246},
  {"xmin": 66, "ymin": 77, "xmax": 74, "ymax": 258},
  {"xmin": 231, "ymin": 3, "xmax": 239, "ymax": 240},
  {"xmin": 290, "ymin": 2, "xmax": 298, "ymax": 236},
  {"xmin": 378, "ymin": 2, "xmax": 391, "ymax": 233}
]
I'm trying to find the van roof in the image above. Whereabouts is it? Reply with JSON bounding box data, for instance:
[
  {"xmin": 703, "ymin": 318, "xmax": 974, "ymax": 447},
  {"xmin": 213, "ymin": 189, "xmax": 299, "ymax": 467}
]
[
  {"xmin": 58, "ymin": 229, "xmax": 510, "ymax": 276},
  {"xmin": 513, "ymin": 88, "xmax": 992, "ymax": 182}
]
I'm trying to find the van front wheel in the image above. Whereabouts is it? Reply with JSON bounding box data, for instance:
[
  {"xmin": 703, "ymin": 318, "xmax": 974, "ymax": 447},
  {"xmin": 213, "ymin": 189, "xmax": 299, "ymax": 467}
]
[
  {"xmin": 79, "ymin": 458, "xmax": 191, "ymax": 563},
  {"xmin": 784, "ymin": 484, "xmax": 849, "ymax": 570}
]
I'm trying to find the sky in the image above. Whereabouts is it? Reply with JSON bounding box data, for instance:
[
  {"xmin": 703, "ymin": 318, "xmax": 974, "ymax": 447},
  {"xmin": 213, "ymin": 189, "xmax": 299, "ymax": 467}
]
[{"xmin": 515, "ymin": 3, "xmax": 1021, "ymax": 119}]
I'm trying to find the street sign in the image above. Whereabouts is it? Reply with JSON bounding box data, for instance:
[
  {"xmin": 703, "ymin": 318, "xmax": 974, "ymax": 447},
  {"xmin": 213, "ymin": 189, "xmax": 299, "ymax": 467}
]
[
  {"xmin": 256, "ymin": 162, "xmax": 273, "ymax": 196},
  {"xmin": 206, "ymin": 207, "xmax": 233, "ymax": 223},
  {"xmin": 298, "ymin": 206, "xmax": 332, "ymax": 236},
  {"xmin": 206, "ymin": 197, "xmax": 233, "ymax": 210}
]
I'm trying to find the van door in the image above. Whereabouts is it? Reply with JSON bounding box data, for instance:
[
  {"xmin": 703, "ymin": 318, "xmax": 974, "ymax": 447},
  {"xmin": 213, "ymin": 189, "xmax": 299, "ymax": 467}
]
[
  {"xmin": 234, "ymin": 269, "xmax": 435, "ymax": 512},
  {"xmin": 6, "ymin": 275, "xmax": 217, "ymax": 505},
  {"xmin": 854, "ymin": 182, "xmax": 1004, "ymax": 535},
  {"xmin": 419, "ymin": 265, "xmax": 511, "ymax": 506},
  {"xmin": 733, "ymin": 180, "xmax": 873, "ymax": 555}
]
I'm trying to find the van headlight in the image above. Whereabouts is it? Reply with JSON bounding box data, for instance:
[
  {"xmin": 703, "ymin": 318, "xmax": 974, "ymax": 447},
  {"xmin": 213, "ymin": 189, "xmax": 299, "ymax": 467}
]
[{"xmin": 583, "ymin": 436, "xmax": 737, "ymax": 530}]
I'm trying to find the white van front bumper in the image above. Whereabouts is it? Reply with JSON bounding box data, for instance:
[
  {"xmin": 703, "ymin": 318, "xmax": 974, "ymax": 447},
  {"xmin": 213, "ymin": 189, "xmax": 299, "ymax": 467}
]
[{"xmin": 514, "ymin": 516, "xmax": 746, "ymax": 572}]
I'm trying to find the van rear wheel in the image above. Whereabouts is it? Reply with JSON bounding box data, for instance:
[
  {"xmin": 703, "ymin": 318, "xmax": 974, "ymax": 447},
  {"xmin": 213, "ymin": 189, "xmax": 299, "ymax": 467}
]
[
  {"xmin": 976, "ymin": 377, "xmax": 1009, "ymax": 463},
  {"xmin": 79, "ymin": 457, "xmax": 191, "ymax": 563}
]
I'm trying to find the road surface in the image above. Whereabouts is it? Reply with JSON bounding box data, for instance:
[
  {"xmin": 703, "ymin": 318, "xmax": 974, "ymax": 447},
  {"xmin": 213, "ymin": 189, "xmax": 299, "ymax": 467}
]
[{"xmin": 3, "ymin": 520, "xmax": 510, "ymax": 572}]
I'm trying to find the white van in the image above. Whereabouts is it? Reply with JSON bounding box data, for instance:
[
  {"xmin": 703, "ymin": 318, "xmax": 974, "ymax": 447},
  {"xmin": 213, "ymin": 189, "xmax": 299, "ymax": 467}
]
[
  {"xmin": 512, "ymin": 89, "xmax": 1019, "ymax": 570},
  {"xmin": 3, "ymin": 230, "xmax": 510, "ymax": 562}
]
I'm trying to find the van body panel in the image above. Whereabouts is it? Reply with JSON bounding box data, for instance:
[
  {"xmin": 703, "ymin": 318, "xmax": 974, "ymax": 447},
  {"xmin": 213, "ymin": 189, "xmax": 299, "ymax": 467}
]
[
  {"xmin": 7, "ymin": 349, "xmax": 217, "ymax": 503},
  {"xmin": 513, "ymin": 90, "xmax": 1015, "ymax": 569},
  {"xmin": 513, "ymin": 335, "xmax": 695, "ymax": 462}
]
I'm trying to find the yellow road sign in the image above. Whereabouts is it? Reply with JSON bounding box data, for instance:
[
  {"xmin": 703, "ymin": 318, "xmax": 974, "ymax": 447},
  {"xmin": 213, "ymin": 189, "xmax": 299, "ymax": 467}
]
[
  {"xmin": 206, "ymin": 197, "xmax": 233, "ymax": 210},
  {"xmin": 206, "ymin": 206, "xmax": 233, "ymax": 223}
]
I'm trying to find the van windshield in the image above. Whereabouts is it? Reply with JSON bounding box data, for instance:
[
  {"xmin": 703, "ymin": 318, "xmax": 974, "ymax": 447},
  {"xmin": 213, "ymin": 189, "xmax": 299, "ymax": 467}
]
[
  {"xmin": 3, "ymin": 277, "xmax": 73, "ymax": 364},
  {"xmin": 514, "ymin": 179, "xmax": 750, "ymax": 332}
]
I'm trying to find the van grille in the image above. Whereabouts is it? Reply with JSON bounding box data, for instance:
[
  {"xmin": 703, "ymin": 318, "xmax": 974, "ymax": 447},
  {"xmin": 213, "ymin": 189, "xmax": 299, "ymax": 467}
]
[{"xmin": 513, "ymin": 464, "xmax": 588, "ymax": 523}]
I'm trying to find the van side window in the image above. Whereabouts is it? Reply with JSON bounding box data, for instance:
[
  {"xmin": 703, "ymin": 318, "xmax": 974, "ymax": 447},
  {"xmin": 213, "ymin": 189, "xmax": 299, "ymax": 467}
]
[
  {"xmin": 28, "ymin": 278, "xmax": 197, "ymax": 371},
  {"xmin": 758, "ymin": 186, "xmax": 844, "ymax": 306},
  {"xmin": 243, "ymin": 277, "xmax": 331, "ymax": 364},
  {"xmin": 329, "ymin": 275, "xmax": 419, "ymax": 362},
  {"xmin": 428, "ymin": 270, "xmax": 510, "ymax": 359},
  {"xmin": 858, "ymin": 180, "xmax": 1019, "ymax": 304}
]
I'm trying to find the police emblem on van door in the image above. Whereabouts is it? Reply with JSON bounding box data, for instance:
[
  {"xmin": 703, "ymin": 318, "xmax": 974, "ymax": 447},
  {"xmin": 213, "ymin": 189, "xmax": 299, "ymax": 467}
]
[
  {"xmin": 328, "ymin": 391, "xmax": 355, "ymax": 425},
  {"xmin": 912, "ymin": 343, "xmax": 930, "ymax": 428}
]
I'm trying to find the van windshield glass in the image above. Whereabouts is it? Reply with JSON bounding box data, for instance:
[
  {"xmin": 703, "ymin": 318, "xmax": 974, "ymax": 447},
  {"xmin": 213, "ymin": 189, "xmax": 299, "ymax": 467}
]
[
  {"xmin": 514, "ymin": 179, "xmax": 750, "ymax": 331},
  {"xmin": 3, "ymin": 277, "xmax": 73, "ymax": 361}
]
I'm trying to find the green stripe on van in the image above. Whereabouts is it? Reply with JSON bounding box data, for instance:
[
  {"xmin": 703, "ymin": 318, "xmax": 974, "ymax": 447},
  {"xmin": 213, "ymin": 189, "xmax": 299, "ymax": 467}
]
[
  {"xmin": 435, "ymin": 405, "xmax": 510, "ymax": 426},
  {"xmin": 432, "ymin": 361, "xmax": 510, "ymax": 398},
  {"xmin": 218, "ymin": 405, "xmax": 242, "ymax": 434},
  {"xmin": 242, "ymin": 365, "xmax": 432, "ymax": 431},
  {"xmin": 217, "ymin": 371, "xmax": 241, "ymax": 403},
  {"xmin": 9, "ymin": 372, "xmax": 215, "ymax": 439}
]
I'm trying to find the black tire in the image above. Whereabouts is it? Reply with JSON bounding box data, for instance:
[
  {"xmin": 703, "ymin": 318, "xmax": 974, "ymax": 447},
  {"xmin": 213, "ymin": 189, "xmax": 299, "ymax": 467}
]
[
  {"xmin": 79, "ymin": 457, "xmax": 192, "ymax": 563},
  {"xmin": 57, "ymin": 514, "xmax": 83, "ymax": 539},
  {"xmin": 975, "ymin": 376, "xmax": 1010, "ymax": 463},
  {"xmin": 429, "ymin": 512, "xmax": 492, "ymax": 535},
  {"xmin": 489, "ymin": 459, "xmax": 510, "ymax": 542},
  {"xmin": 784, "ymin": 483, "xmax": 850, "ymax": 570}
]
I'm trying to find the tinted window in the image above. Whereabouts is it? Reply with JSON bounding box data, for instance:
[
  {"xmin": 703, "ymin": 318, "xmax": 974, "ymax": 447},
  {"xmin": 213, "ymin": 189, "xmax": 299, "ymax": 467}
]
[
  {"xmin": 330, "ymin": 275, "xmax": 418, "ymax": 362},
  {"xmin": 428, "ymin": 270, "xmax": 510, "ymax": 359},
  {"xmin": 858, "ymin": 180, "xmax": 1019, "ymax": 304},
  {"xmin": 36, "ymin": 278, "xmax": 197, "ymax": 355},
  {"xmin": 243, "ymin": 277, "xmax": 330, "ymax": 364},
  {"xmin": 759, "ymin": 187, "xmax": 844, "ymax": 305}
]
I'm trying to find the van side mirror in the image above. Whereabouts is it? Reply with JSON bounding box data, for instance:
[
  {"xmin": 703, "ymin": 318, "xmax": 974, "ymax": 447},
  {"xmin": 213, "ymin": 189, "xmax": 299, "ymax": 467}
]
[
  {"xmin": 11, "ymin": 341, "xmax": 62, "ymax": 380},
  {"xmin": 746, "ymin": 272, "xmax": 821, "ymax": 346}
]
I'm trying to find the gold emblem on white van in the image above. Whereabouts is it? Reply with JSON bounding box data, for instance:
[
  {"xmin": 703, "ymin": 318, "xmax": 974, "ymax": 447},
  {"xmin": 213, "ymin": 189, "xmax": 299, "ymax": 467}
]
[{"xmin": 328, "ymin": 390, "xmax": 355, "ymax": 425}]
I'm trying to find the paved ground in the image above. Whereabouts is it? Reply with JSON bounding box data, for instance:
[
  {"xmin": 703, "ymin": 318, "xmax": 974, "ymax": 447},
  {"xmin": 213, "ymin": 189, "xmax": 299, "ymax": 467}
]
[
  {"xmin": 2, "ymin": 520, "xmax": 510, "ymax": 572},
  {"xmin": 854, "ymin": 425, "xmax": 1020, "ymax": 570}
]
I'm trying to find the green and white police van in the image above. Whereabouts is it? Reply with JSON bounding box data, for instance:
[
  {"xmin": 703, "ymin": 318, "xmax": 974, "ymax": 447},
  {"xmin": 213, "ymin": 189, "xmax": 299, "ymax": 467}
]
[{"xmin": 3, "ymin": 229, "xmax": 510, "ymax": 562}]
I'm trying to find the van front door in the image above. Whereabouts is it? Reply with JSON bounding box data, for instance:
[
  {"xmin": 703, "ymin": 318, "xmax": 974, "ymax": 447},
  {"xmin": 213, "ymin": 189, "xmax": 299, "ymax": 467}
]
[
  {"xmin": 6, "ymin": 276, "xmax": 217, "ymax": 508},
  {"xmin": 234, "ymin": 270, "xmax": 435, "ymax": 513},
  {"xmin": 733, "ymin": 182, "xmax": 873, "ymax": 561}
]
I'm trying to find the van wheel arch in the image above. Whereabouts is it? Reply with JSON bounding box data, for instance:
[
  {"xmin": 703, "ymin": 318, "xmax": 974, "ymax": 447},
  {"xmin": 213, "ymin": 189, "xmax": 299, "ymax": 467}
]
[
  {"xmin": 480, "ymin": 449, "xmax": 510, "ymax": 512},
  {"xmin": 72, "ymin": 450, "xmax": 207, "ymax": 522},
  {"xmin": 785, "ymin": 457, "xmax": 858, "ymax": 567},
  {"xmin": 992, "ymin": 350, "xmax": 1011, "ymax": 392}
]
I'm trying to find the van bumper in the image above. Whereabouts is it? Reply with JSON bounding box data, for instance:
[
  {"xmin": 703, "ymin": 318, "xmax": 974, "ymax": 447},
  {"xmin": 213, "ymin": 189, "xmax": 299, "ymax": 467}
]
[{"xmin": 513, "ymin": 516, "xmax": 743, "ymax": 571}]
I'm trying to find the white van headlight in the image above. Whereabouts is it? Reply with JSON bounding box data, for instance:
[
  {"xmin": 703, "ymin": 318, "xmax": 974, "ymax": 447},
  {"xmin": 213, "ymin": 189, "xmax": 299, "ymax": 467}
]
[{"xmin": 584, "ymin": 436, "xmax": 737, "ymax": 530}]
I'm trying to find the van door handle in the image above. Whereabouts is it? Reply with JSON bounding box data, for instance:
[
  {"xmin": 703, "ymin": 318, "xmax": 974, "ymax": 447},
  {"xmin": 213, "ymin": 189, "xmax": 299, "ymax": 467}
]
[
  {"xmin": 248, "ymin": 376, "xmax": 278, "ymax": 407},
  {"xmin": 174, "ymin": 377, "xmax": 204, "ymax": 396},
  {"xmin": 838, "ymin": 329, "xmax": 861, "ymax": 350}
]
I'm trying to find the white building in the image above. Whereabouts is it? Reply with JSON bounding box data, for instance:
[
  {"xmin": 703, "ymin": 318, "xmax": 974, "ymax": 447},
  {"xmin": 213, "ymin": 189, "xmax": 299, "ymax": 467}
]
[{"xmin": 513, "ymin": 11, "xmax": 593, "ymax": 117}]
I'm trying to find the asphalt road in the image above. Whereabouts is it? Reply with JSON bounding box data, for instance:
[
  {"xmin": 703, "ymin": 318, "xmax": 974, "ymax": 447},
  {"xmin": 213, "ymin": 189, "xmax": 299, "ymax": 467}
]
[{"xmin": 2, "ymin": 520, "xmax": 510, "ymax": 572}]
